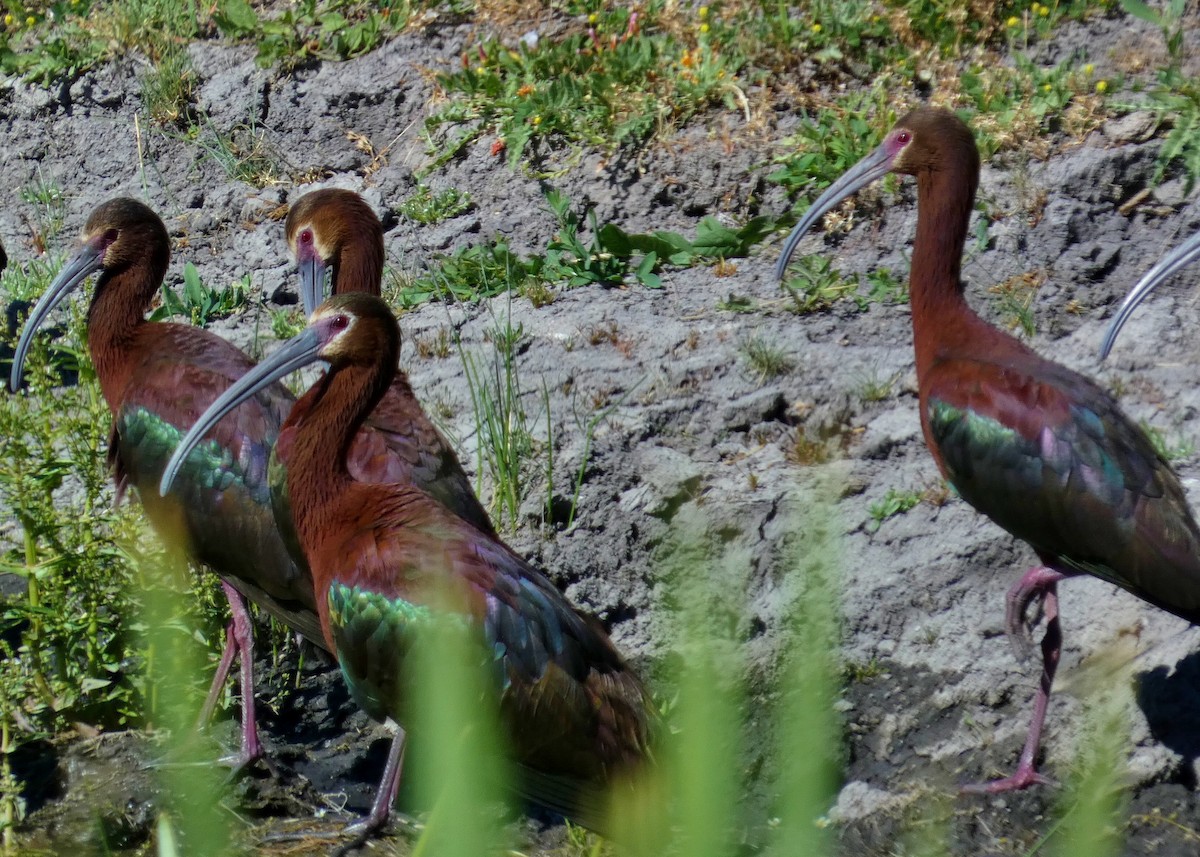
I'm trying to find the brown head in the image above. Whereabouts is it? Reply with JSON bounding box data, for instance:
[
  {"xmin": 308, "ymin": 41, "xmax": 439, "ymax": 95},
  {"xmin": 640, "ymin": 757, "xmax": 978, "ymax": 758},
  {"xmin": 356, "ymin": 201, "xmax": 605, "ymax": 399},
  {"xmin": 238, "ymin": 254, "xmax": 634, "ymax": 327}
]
[
  {"xmin": 775, "ymin": 106, "xmax": 979, "ymax": 280},
  {"xmin": 10, "ymin": 197, "xmax": 169, "ymax": 392},
  {"xmin": 286, "ymin": 189, "xmax": 385, "ymax": 314}
]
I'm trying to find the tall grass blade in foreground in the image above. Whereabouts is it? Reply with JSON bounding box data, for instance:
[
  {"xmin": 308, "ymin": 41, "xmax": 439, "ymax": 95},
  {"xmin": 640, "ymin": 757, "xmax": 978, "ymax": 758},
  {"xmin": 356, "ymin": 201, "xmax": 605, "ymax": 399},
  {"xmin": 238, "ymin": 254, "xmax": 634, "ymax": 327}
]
[
  {"xmin": 773, "ymin": 474, "xmax": 843, "ymax": 855},
  {"xmin": 408, "ymin": 583, "xmax": 510, "ymax": 857},
  {"xmin": 135, "ymin": 544, "xmax": 231, "ymax": 856}
]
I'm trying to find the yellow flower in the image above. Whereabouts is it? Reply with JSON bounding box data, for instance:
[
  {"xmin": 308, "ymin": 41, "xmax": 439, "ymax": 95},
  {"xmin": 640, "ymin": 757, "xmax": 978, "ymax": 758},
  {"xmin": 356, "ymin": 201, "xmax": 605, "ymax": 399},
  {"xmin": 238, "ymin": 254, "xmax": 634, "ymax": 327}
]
[
  {"xmin": 1095, "ymin": 79, "xmax": 1108, "ymax": 93},
  {"xmin": 811, "ymin": 22, "xmax": 821, "ymax": 33},
  {"xmin": 699, "ymin": 5, "xmax": 709, "ymax": 18},
  {"xmin": 25, "ymin": 15, "xmax": 34, "ymax": 25},
  {"xmin": 1042, "ymin": 83, "xmax": 1051, "ymax": 92},
  {"xmin": 1083, "ymin": 63, "xmax": 1094, "ymax": 75},
  {"xmin": 699, "ymin": 21, "xmax": 709, "ymax": 33},
  {"xmin": 532, "ymin": 115, "xmax": 542, "ymax": 126},
  {"xmin": 476, "ymin": 66, "xmax": 486, "ymax": 75},
  {"xmin": 3, "ymin": 13, "xmax": 12, "ymax": 25},
  {"xmin": 588, "ymin": 12, "xmax": 597, "ymax": 24},
  {"xmin": 1006, "ymin": 15, "xmax": 1019, "ymax": 26},
  {"xmin": 1038, "ymin": 4, "xmax": 1049, "ymax": 14}
]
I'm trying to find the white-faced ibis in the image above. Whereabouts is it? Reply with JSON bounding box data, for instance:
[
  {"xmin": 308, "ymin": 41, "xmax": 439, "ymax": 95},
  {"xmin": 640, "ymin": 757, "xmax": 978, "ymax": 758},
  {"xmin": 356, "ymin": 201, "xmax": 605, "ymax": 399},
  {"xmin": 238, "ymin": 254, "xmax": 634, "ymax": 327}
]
[
  {"xmin": 1100, "ymin": 227, "xmax": 1200, "ymax": 358},
  {"xmin": 776, "ymin": 107, "xmax": 1200, "ymax": 792},
  {"xmin": 280, "ymin": 188, "xmax": 495, "ymax": 536},
  {"xmin": 160, "ymin": 293, "xmax": 654, "ymax": 839},
  {"xmin": 8, "ymin": 198, "xmax": 323, "ymax": 767}
]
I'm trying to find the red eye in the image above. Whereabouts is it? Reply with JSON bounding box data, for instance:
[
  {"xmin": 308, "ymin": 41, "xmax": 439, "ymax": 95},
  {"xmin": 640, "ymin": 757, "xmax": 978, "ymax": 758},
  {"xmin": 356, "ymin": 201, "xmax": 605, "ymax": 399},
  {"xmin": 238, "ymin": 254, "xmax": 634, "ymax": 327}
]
[
  {"xmin": 299, "ymin": 229, "xmax": 313, "ymax": 246},
  {"xmin": 896, "ymin": 131, "xmax": 911, "ymax": 144},
  {"xmin": 330, "ymin": 314, "xmax": 349, "ymax": 332}
]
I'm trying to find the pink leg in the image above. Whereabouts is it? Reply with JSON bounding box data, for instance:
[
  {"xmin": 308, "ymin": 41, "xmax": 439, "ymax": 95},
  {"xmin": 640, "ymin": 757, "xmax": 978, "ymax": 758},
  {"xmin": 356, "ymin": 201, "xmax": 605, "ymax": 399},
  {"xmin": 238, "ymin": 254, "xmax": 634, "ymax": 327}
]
[
  {"xmin": 197, "ymin": 620, "xmax": 239, "ymax": 730},
  {"xmin": 198, "ymin": 582, "xmax": 264, "ymax": 768},
  {"xmin": 964, "ymin": 568, "xmax": 1065, "ymax": 793},
  {"xmin": 346, "ymin": 727, "xmax": 407, "ymax": 839},
  {"xmin": 263, "ymin": 727, "xmax": 408, "ymax": 851}
]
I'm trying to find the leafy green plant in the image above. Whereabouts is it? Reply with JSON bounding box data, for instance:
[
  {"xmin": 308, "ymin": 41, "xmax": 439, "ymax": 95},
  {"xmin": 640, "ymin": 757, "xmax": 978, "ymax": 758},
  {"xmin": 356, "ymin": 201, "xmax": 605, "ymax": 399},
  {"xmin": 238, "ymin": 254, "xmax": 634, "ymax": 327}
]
[
  {"xmin": 866, "ymin": 487, "xmax": 922, "ymax": 532},
  {"xmin": 400, "ymin": 190, "xmax": 776, "ymax": 307},
  {"xmin": 150, "ymin": 262, "xmax": 248, "ymax": 327},
  {"xmin": 212, "ymin": 0, "xmax": 407, "ymax": 69},
  {"xmin": 271, "ymin": 307, "xmax": 305, "ymax": 340},
  {"xmin": 768, "ymin": 93, "xmax": 892, "ymax": 202},
  {"xmin": 404, "ymin": 240, "xmax": 539, "ymax": 307},
  {"xmin": 398, "ymin": 184, "xmax": 473, "ymax": 224},
  {"xmin": 0, "ymin": 301, "xmax": 148, "ymax": 836},
  {"xmin": 863, "ymin": 266, "xmax": 908, "ymax": 305},
  {"xmin": 780, "ymin": 255, "xmax": 857, "ymax": 314},
  {"xmin": 426, "ymin": 2, "xmax": 743, "ymax": 169}
]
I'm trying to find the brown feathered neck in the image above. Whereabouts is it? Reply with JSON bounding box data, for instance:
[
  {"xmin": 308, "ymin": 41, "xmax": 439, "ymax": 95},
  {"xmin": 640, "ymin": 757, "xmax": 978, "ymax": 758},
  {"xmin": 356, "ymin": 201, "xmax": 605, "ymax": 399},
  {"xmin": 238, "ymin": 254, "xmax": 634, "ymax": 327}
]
[
  {"xmin": 903, "ymin": 114, "xmax": 998, "ymax": 383},
  {"xmin": 283, "ymin": 308, "xmax": 400, "ymax": 565},
  {"xmin": 84, "ymin": 205, "xmax": 171, "ymax": 409}
]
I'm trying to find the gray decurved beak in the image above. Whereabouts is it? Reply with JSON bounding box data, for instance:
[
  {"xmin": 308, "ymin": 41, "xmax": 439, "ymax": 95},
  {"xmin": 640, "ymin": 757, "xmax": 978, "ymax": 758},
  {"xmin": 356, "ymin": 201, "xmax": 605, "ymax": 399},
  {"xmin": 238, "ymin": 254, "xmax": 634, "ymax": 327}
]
[
  {"xmin": 9, "ymin": 243, "xmax": 104, "ymax": 392},
  {"xmin": 775, "ymin": 141, "xmax": 896, "ymax": 281},
  {"xmin": 1099, "ymin": 229, "xmax": 1200, "ymax": 360}
]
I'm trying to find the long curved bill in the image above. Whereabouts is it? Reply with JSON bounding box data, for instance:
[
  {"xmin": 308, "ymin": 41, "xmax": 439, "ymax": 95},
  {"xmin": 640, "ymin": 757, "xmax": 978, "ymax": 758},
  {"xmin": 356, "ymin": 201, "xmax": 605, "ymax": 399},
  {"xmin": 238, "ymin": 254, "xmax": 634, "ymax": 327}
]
[
  {"xmin": 774, "ymin": 142, "xmax": 897, "ymax": 282},
  {"xmin": 9, "ymin": 242, "xmax": 104, "ymax": 392},
  {"xmin": 159, "ymin": 326, "xmax": 323, "ymax": 497},
  {"xmin": 1099, "ymin": 230, "xmax": 1200, "ymax": 360},
  {"xmin": 298, "ymin": 254, "xmax": 329, "ymax": 317}
]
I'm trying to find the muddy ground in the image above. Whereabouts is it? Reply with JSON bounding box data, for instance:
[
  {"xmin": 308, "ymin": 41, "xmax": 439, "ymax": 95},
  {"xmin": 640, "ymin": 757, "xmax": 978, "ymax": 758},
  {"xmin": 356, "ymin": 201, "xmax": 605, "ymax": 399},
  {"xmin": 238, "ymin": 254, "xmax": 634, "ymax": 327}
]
[{"xmin": 7, "ymin": 3, "xmax": 1200, "ymax": 855}]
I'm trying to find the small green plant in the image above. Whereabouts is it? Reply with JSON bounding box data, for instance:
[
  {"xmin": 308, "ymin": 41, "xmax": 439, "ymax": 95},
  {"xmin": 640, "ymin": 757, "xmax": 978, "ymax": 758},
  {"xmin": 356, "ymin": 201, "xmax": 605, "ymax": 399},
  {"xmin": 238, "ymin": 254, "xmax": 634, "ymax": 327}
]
[
  {"xmin": 740, "ymin": 332, "xmax": 793, "ymax": 383},
  {"xmin": 188, "ymin": 114, "xmax": 283, "ymax": 187},
  {"xmin": 20, "ymin": 174, "xmax": 67, "ymax": 244},
  {"xmin": 461, "ymin": 314, "xmax": 546, "ymax": 529},
  {"xmin": 150, "ymin": 263, "xmax": 248, "ymax": 327},
  {"xmin": 1116, "ymin": 0, "xmax": 1200, "ymax": 191},
  {"xmin": 1141, "ymin": 422, "xmax": 1195, "ymax": 462},
  {"xmin": 866, "ymin": 487, "xmax": 923, "ymax": 532},
  {"xmin": 406, "ymin": 240, "xmax": 539, "ymax": 306},
  {"xmin": 716, "ymin": 293, "xmax": 755, "ymax": 313},
  {"xmin": 780, "ymin": 255, "xmax": 858, "ymax": 313},
  {"xmin": 398, "ymin": 184, "xmax": 473, "ymax": 224},
  {"xmin": 862, "ymin": 266, "xmax": 909, "ymax": 305},
  {"xmin": 988, "ymin": 270, "xmax": 1042, "ymax": 337},
  {"xmin": 140, "ymin": 45, "xmax": 195, "ymax": 125},
  {"xmin": 271, "ymin": 307, "xmax": 305, "ymax": 340},
  {"xmin": 768, "ymin": 92, "xmax": 893, "ymax": 202},
  {"xmin": 854, "ymin": 364, "xmax": 900, "ymax": 403}
]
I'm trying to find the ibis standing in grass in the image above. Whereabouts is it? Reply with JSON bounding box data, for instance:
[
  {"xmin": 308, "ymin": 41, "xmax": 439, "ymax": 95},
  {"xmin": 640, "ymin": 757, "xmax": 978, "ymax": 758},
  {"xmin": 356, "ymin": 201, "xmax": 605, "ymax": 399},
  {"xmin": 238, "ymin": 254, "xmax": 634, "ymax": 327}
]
[
  {"xmin": 8, "ymin": 198, "xmax": 322, "ymax": 768},
  {"xmin": 160, "ymin": 292, "xmax": 656, "ymax": 840},
  {"xmin": 776, "ymin": 107, "xmax": 1200, "ymax": 792}
]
